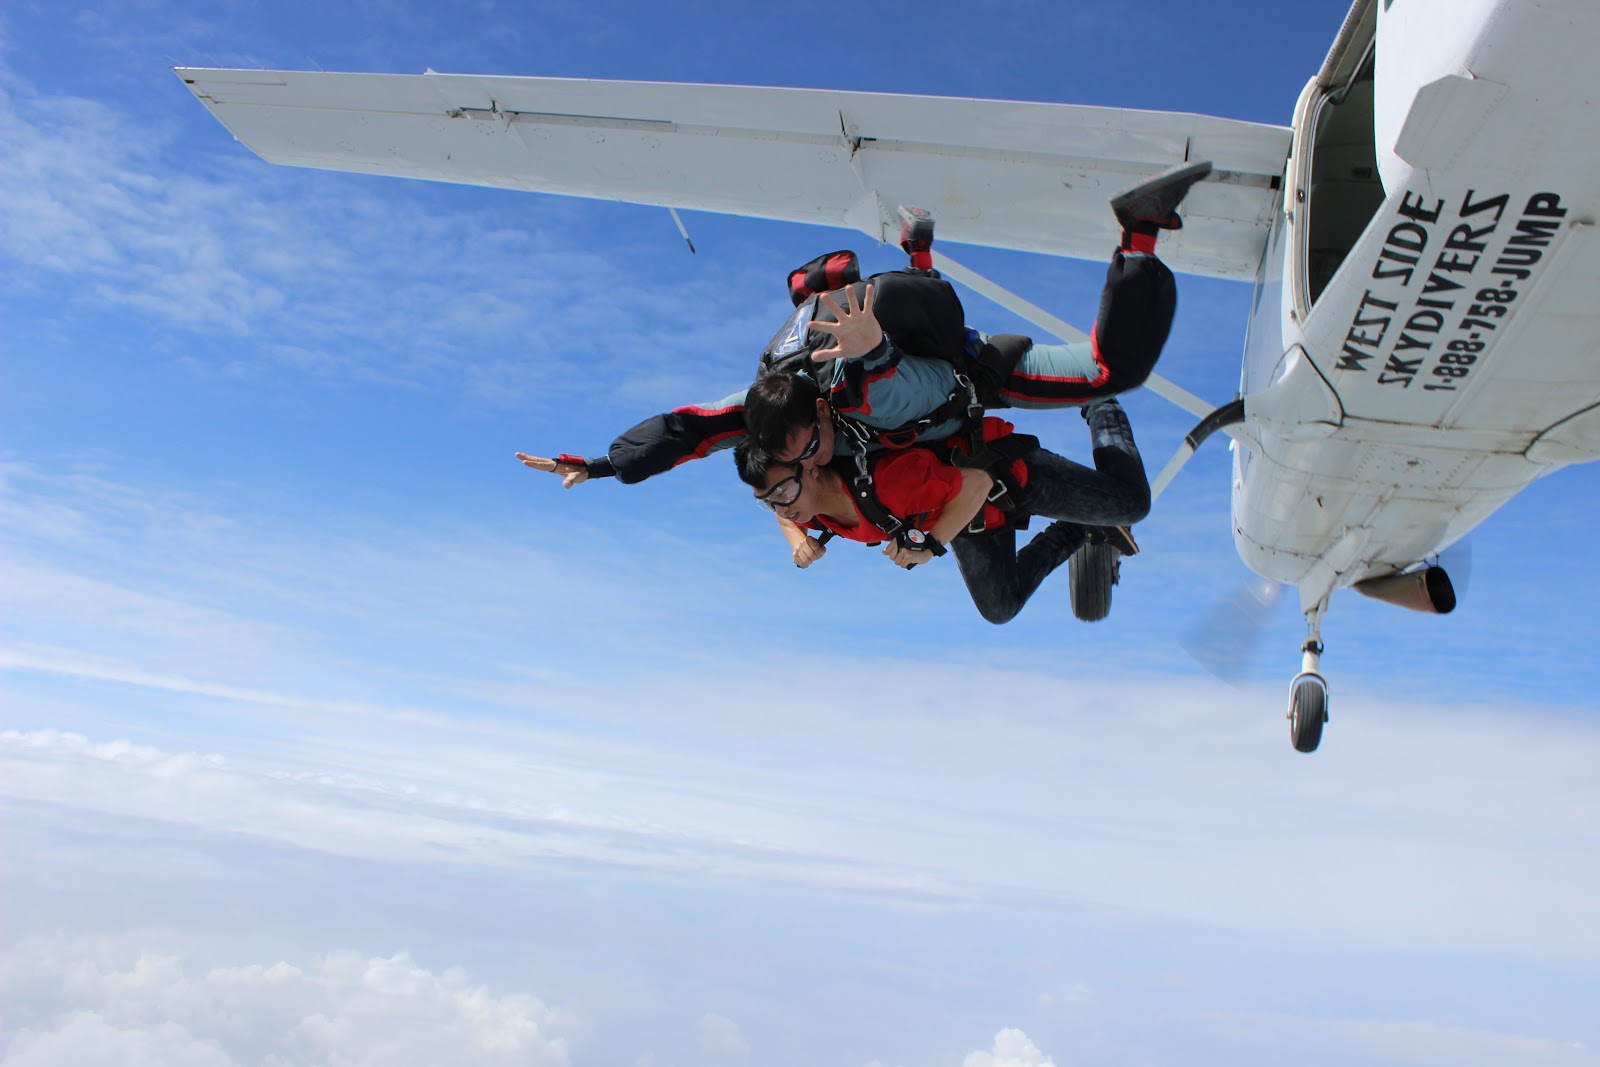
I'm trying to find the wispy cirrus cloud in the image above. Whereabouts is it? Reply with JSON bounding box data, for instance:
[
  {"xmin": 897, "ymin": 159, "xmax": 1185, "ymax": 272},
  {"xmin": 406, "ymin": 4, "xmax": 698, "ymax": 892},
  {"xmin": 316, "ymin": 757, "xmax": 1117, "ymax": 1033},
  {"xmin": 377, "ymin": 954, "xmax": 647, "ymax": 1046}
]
[
  {"xmin": 0, "ymin": 60, "xmax": 782, "ymax": 408},
  {"xmin": 0, "ymin": 457, "xmax": 771, "ymax": 695},
  {"xmin": 0, "ymin": 724, "xmax": 971, "ymax": 903}
]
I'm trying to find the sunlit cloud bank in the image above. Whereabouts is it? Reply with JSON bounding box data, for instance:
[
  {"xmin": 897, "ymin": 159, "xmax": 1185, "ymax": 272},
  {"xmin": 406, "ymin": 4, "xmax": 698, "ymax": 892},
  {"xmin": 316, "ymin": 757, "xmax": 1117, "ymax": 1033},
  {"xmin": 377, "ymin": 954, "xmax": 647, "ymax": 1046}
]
[
  {"xmin": 0, "ymin": 943, "xmax": 1102, "ymax": 1067},
  {"xmin": 866, "ymin": 1029, "xmax": 1069, "ymax": 1067},
  {"xmin": 962, "ymin": 1029, "xmax": 1057, "ymax": 1067},
  {"xmin": 0, "ymin": 945, "xmax": 572, "ymax": 1067}
]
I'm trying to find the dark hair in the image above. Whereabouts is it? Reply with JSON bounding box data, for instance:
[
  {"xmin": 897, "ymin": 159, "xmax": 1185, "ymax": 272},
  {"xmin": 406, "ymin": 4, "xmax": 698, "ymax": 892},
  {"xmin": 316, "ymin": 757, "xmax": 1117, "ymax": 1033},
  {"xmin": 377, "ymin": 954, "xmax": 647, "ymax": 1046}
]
[
  {"xmin": 733, "ymin": 437, "xmax": 793, "ymax": 491},
  {"xmin": 743, "ymin": 370, "xmax": 822, "ymax": 454}
]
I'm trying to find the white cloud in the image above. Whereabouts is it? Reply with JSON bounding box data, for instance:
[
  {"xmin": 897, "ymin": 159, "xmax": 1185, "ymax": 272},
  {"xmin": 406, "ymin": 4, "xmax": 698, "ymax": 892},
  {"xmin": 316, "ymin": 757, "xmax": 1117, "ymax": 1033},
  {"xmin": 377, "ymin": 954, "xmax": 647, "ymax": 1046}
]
[
  {"xmin": 963, "ymin": 1029, "xmax": 1055, "ymax": 1067},
  {"xmin": 2, "ymin": 1013, "xmax": 240, "ymax": 1067},
  {"xmin": 0, "ymin": 946, "xmax": 570, "ymax": 1067},
  {"xmin": 699, "ymin": 1013, "xmax": 749, "ymax": 1057}
]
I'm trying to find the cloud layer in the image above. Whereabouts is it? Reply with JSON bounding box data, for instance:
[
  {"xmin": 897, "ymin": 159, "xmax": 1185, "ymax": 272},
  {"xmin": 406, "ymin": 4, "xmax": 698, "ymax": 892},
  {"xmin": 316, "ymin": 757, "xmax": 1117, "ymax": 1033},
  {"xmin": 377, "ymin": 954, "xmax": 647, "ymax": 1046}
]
[{"xmin": 5, "ymin": 457, "xmax": 1600, "ymax": 966}]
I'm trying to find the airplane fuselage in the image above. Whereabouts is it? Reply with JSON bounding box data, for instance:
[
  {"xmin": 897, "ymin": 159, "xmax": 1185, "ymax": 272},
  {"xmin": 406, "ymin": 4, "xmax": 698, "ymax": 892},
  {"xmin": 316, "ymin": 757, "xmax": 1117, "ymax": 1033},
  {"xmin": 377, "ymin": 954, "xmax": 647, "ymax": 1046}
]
[{"xmin": 1231, "ymin": 0, "xmax": 1600, "ymax": 613}]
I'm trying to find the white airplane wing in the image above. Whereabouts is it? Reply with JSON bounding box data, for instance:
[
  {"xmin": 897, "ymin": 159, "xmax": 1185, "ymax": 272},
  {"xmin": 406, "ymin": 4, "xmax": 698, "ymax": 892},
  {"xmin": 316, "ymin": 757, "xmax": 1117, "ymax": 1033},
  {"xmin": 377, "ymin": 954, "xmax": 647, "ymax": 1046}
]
[{"xmin": 176, "ymin": 68, "xmax": 1290, "ymax": 280}]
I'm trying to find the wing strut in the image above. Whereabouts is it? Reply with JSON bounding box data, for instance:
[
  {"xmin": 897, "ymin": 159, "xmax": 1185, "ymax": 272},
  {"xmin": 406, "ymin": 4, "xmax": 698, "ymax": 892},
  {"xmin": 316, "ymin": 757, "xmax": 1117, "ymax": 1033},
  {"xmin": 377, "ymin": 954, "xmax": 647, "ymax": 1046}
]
[
  {"xmin": 924, "ymin": 248, "xmax": 1244, "ymax": 504},
  {"xmin": 930, "ymin": 249, "xmax": 1214, "ymax": 419}
]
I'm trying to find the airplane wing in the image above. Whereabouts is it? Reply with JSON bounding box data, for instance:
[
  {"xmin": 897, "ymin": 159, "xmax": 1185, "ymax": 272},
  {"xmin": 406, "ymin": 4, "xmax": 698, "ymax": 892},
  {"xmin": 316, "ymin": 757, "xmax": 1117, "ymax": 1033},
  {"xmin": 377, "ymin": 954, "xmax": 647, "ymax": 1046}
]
[{"xmin": 175, "ymin": 68, "xmax": 1291, "ymax": 280}]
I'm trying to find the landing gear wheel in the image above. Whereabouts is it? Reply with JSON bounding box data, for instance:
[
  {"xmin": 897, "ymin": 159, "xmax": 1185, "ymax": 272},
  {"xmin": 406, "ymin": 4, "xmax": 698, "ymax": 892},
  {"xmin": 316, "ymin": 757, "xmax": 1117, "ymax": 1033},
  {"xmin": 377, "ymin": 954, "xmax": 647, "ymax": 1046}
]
[
  {"xmin": 1068, "ymin": 541, "xmax": 1121, "ymax": 622},
  {"xmin": 1288, "ymin": 672, "xmax": 1329, "ymax": 753}
]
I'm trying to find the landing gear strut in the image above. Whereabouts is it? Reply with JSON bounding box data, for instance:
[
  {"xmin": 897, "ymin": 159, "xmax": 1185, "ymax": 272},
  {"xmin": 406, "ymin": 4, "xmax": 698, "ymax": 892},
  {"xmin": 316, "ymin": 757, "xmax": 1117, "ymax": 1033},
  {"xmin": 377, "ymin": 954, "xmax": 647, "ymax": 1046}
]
[{"xmin": 1287, "ymin": 602, "xmax": 1330, "ymax": 752}]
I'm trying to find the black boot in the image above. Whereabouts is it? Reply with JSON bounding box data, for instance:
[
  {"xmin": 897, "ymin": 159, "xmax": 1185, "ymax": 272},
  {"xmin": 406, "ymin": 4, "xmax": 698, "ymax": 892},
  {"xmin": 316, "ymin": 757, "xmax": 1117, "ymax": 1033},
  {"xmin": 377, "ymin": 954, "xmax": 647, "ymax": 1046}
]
[{"xmin": 1111, "ymin": 160, "xmax": 1214, "ymax": 233}]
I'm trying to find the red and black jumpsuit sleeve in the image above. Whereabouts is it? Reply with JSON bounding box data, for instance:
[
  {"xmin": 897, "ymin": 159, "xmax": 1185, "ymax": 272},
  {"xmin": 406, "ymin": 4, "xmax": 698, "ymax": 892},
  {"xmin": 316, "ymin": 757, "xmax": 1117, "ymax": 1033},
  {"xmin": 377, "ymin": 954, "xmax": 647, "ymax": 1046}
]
[{"xmin": 572, "ymin": 388, "xmax": 748, "ymax": 484}]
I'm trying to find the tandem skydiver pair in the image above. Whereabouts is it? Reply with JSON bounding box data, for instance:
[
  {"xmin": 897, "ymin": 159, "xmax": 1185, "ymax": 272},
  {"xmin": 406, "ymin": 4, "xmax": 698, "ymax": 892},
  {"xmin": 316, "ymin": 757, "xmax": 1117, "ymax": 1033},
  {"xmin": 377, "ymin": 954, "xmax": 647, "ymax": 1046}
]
[{"xmin": 516, "ymin": 162, "xmax": 1213, "ymax": 621}]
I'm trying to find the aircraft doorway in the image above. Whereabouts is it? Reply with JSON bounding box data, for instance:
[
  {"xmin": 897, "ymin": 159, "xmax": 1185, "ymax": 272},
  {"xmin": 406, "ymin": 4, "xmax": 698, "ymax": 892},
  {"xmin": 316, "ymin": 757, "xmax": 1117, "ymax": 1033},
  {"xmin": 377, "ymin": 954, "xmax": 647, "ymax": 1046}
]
[{"xmin": 1292, "ymin": 0, "xmax": 1382, "ymax": 312}]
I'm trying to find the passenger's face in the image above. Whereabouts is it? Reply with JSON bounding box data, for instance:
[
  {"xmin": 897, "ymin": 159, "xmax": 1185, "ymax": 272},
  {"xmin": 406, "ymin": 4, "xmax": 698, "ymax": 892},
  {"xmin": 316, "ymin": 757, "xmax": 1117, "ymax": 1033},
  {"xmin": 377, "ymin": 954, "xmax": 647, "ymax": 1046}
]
[
  {"xmin": 754, "ymin": 463, "xmax": 816, "ymax": 523},
  {"xmin": 774, "ymin": 399, "xmax": 835, "ymax": 468}
]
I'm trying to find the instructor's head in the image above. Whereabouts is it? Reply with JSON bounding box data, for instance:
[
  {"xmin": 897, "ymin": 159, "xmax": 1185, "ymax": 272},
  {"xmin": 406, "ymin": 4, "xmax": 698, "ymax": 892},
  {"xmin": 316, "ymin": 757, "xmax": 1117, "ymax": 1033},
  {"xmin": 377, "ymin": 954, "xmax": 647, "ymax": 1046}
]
[{"xmin": 744, "ymin": 370, "xmax": 835, "ymax": 469}]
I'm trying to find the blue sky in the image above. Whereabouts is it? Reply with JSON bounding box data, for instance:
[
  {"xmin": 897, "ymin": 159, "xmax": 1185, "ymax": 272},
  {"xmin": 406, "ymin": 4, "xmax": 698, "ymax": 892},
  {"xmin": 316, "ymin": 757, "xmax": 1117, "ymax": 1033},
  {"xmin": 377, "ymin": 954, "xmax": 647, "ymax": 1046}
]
[{"xmin": 2, "ymin": 1, "xmax": 1597, "ymax": 1065}]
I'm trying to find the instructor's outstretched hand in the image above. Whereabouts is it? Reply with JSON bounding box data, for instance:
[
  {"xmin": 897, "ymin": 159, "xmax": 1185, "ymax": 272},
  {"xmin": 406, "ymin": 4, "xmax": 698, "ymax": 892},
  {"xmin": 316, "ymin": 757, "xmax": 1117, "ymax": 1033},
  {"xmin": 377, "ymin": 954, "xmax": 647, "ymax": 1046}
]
[
  {"xmin": 809, "ymin": 283, "xmax": 882, "ymax": 362},
  {"xmin": 515, "ymin": 453, "xmax": 589, "ymax": 489}
]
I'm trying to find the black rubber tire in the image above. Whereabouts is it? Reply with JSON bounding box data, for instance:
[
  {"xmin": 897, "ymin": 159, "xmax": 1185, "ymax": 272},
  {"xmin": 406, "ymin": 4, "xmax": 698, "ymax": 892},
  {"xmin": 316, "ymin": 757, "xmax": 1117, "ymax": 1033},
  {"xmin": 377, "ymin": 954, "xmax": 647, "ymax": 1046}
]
[
  {"xmin": 1068, "ymin": 541, "xmax": 1120, "ymax": 622},
  {"xmin": 1289, "ymin": 677, "xmax": 1328, "ymax": 753}
]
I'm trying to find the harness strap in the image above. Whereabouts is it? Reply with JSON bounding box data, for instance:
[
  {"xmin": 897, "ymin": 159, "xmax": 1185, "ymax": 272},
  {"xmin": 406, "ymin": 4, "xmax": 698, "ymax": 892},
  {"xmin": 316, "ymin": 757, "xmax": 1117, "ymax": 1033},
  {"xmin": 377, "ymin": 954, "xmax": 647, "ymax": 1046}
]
[
  {"xmin": 946, "ymin": 430, "xmax": 1039, "ymax": 534},
  {"xmin": 829, "ymin": 372, "xmax": 1002, "ymax": 541},
  {"xmin": 850, "ymin": 469, "xmax": 905, "ymax": 538},
  {"xmin": 831, "ymin": 374, "xmax": 983, "ymax": 453},
  {"xmin": 841, "ymin": 431, "xmax": 949, "ymax": 557}
]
